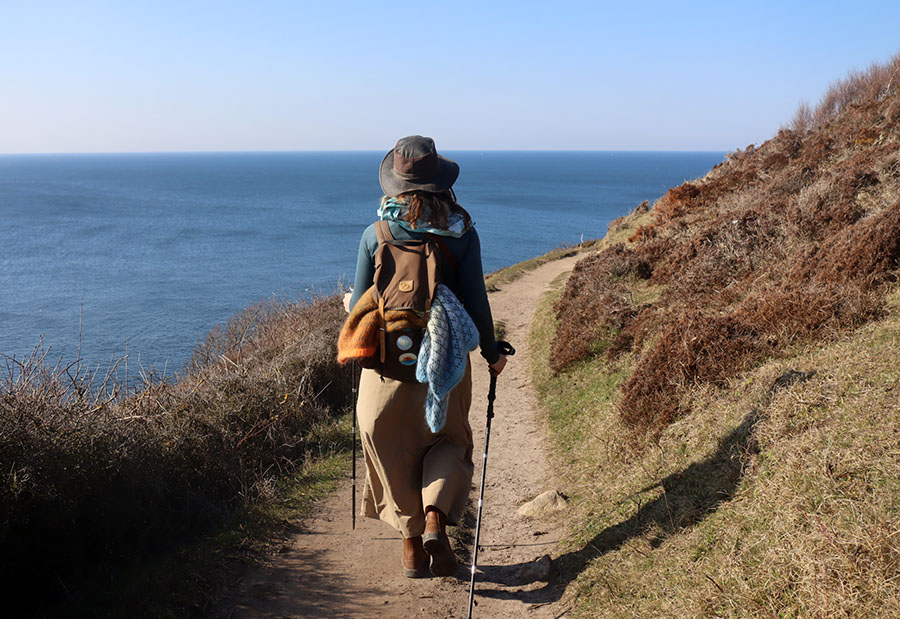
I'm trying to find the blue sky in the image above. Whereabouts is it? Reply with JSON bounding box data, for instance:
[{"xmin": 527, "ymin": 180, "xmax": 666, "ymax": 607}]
[{"xmin": 1, "ymin": 1, "xmax": 898, "ymax": 153}]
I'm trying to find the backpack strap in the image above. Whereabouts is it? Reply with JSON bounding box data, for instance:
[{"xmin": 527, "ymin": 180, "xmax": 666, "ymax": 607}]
[
  {"xmin": 426, "ymin": 233, "xmax": 457, "ymax": 274},
  {"xmin": 378, "ymin": 295, "xmax": 386, "ymax": 364},
  {"xmin": 373, "ymin": 221, "xmax": 391, "ymax": 364},
  {"xmin": 372, "ymin": 220, "xmax": 397, "ymax": 306},
  {"xmin": 374, "ymin": 219, "xmax": 393, "ymax": 244}
]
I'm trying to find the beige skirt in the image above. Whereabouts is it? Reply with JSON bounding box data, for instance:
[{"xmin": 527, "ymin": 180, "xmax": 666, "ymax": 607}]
[{"xmin": 357, "ymin": 358, "xmax": 474, "ymax": 538}]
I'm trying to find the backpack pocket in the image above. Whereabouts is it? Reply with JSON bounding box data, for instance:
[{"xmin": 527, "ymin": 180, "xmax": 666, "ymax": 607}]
[{"xmin": 380, "ymin": 327, "xmax": 424, "ymax": 383}]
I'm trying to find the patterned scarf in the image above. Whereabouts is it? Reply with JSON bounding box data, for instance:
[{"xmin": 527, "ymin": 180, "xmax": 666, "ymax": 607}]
[
  {"xmin": 416, "ymin": 284, "xmax": 479, "ymax": 432},
  {"xmin": 377, "ymin": 197, "xmax": 469, "ymax": 238}
]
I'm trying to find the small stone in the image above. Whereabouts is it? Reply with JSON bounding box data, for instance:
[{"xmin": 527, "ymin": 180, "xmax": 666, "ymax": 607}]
[
  {"xmin": 517, "ymin": 554, "xmax": 554, "ymax": 583},
  {"xmin": 516, "ymin": 490, "xmax": 568, "ymax": 518}
]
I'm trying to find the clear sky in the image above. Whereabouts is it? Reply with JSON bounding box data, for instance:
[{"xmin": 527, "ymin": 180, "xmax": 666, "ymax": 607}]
[{"xmin": 2, "ymin": 1, "xmax": 898, "ymax": 153}]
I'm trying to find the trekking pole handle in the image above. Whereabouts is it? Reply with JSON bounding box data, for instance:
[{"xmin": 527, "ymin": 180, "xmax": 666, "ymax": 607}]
[{"xmin": 497, "ymin": 340, "xmax": 516, "ymax": 357}]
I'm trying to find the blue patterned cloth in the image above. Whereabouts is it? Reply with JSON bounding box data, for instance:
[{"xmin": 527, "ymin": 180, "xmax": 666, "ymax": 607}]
[
  {"xmin": 416, "ymin": 284, "xmax": 479, "ymax": 432},
  {"xmin": 377, "ymin": 197, "xmax": 469, "ymax": 237}
]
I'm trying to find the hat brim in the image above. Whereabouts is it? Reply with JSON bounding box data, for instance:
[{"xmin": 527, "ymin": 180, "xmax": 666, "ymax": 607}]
[{"xmin": 379, "ymin": 149, "xmax": 460, "ymax": 197}]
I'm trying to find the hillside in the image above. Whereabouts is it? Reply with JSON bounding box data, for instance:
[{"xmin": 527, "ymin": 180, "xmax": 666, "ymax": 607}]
[{"xmin": 535, "ymin": 55, "xmax": 900, "ymax": 616}]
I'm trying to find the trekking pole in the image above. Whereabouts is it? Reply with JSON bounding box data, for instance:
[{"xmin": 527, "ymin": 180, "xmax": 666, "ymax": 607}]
[
  {"xmin": 467, "ymin": 340, "xmax": 515, "ymax": 619},
  {"xmin": 351, "ymin": 361, "xmax": 359, "ymax": 530}
]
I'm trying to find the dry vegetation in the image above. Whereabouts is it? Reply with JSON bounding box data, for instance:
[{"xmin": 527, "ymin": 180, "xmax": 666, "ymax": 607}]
[
  {"xmin": 535, "ymin": 53, "xmax": 900, "ymax": 616},
  {"xmin": 483, "ymin": 239, "xmax": 600, "ymax": 292},
  {"xmin": 552, "ymin": 52, "xmax": 900, "ymax": 438},
  {"xmin": 0, "ymin": 295, "xmax": 350, "ymax": 615},
  {"xmin": 534, "ymin": 286, "xmax": 900, "ymax": 617}
]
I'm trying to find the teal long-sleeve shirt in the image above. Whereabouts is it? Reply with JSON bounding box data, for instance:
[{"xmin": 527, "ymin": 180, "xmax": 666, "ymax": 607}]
[{"xmin": 349, "ymin": 221, "xmax": 500, "ymax": 364}]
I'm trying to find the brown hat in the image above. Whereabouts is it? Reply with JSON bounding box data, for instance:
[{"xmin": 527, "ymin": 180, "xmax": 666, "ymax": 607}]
[{"xmin": 379, "ymin": 135, "xmax": 459, "ymax": 196}]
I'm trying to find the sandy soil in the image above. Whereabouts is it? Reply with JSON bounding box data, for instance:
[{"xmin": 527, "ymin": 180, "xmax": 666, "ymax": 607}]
[{"xmin": 211, "ymin": 256, "xmax": 578, "ymax": 619}]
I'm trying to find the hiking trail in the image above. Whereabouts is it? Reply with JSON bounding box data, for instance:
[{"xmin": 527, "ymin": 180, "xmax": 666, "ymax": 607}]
[{"xmin": 212, "ymin": 255, "xmax": 578, "ymax": 618}]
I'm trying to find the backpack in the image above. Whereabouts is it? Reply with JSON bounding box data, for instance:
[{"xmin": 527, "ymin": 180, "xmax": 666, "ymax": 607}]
[{"xmin": 358, "ymin": 220, "xmax": 455, "ymax": 382}]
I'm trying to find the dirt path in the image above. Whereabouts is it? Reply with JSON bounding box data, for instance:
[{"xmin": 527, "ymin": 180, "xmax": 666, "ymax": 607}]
[{"xmin": 212, "ymin": 256, "xmax": 578, "ymax": 619}]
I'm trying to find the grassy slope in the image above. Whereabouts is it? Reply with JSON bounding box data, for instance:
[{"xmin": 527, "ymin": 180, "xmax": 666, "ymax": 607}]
[
  {"xmin": 532, "ymin": 212, "xmax": 900, "ymax": 616},
  {"xmin": 530, "ymin": 57, "xmax": 900, "ymax": 617},
  {"xmin": 548, "ymin": 53, "xmax": 900, "ymax": 440}
]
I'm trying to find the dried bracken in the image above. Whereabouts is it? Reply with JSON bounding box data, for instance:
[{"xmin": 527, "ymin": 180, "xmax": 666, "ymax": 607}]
[
  {"xmin": 552, "ymin": 57, "xmax": 900, "ymax": 438},
  {"xmin": 550, "ymin": 244, "xmax": 651, "ymax": 372}
]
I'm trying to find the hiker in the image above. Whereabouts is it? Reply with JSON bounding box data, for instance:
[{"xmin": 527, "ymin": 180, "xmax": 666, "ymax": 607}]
[{"xmin": 345, "ymin": 135, "xmax": 507, "ymax": 578}]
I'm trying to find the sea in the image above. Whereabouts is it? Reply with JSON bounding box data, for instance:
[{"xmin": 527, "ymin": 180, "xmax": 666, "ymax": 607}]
[{"xmin": 0, "ymin": 151, "xmax": 724, "ymax": 373}]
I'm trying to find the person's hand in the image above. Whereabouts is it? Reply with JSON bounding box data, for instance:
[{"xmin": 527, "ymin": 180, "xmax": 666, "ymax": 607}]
[
  {"xmin": 343, "ymin": 292, "xmax": 353, "ymax": 314},
  {"xmin": 489, "ymin": 354, "xmax": 507, "ymax": 376}
]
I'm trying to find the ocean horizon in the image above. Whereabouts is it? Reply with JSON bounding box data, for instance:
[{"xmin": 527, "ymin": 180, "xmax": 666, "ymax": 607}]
[
  {"xmin": 0, "ymin": 150, "xmax": 725, "ymax": 372},
  {"xmin": 1, "ymin": 149, "xmax": 726, "ymax": 155}
]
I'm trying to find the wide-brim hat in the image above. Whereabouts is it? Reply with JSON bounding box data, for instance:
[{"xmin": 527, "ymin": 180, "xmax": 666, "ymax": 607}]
[{"xmin": 379, "ymin": 135, "xmax": 459, "ymax": 196}]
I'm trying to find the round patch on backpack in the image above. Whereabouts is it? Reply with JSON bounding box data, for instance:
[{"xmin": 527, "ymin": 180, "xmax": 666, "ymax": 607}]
[
  {"xmin": 396, "ymin": 335, "xmax": 413, "ymax": 351},
  {"xmin": 399, "ymin": 353, "xmax": 417, "ymax": 366}
]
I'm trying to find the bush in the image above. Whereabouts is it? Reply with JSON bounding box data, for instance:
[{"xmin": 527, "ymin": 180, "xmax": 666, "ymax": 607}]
[
  {"xmin": 0, "ymin": 294, "xmax": 350, "ymax": 613},
  {"xmin": 550, "ymin": 244, "xmax": 651, "ymax": 372},
  {"xmin": 551, "ymin": 53, "xmax": 900, "ymax": 440},
  {"xmin": 790, "ymin": 52, "xmax": 900, "ymax": 132},
  {"xmin": 619, "ymin": 312, "xmax": 763, "ymax": 434}
]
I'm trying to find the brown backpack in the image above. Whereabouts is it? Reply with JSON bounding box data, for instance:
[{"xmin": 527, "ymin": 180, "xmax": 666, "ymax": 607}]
[{"xmin": 359, "ymin": 220, "xmax": 453, "ymax": 382}]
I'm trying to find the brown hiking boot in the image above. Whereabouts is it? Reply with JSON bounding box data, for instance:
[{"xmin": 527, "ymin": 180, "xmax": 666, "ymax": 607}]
[
  {"xmin": 402, "ymin": 535, "xmax": 429, "ymax": 578},
  {"xmin": 423, "ymin": 507, "xmax": 458, "ymax": 577}
]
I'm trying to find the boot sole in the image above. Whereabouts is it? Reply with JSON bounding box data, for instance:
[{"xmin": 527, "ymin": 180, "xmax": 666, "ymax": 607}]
[
  {"xmin": 423, "ymin": 535, "xmax": 458, "ymax": 577},
  {"xmin": 401, "ymin": 564, "xmax": 431, "ymax": 578}
]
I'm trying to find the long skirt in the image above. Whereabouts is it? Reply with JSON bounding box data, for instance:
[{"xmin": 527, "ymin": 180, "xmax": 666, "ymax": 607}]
[{"xmin": 357, "ymin": 359, "xmax": 474, "ymax": 538}]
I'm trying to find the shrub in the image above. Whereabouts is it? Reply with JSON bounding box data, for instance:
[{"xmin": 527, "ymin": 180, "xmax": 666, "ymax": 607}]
[
  {"xmin": 804, "ymin": 200, "xmax": 900, "ymax": 286},
  {"xmin": 551, "ymin": 51, "xmax": 900, "ymax": 441},
  {"xmin": 790, "ymin": 52, "xmax": 900, "ymax": 132},
  {"xmin": 550, "ymin": 244, "xmax": 652, "ymax": 372},
  {"xmin": 618, "ymin": 312, "xmax": 763, "ymax": 435},
  {"xmin": 0, "ymin": 295, "xmax": 350, "ymax": 613},
  {"xmin": 654, "ymin": 207, "xmax": 784, "ymax": 305}
]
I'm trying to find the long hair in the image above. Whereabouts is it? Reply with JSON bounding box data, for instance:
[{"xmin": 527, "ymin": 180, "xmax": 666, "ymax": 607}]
[{"xmin": 388, "ymin": 190, "xmax": 472, "ymax": 231}]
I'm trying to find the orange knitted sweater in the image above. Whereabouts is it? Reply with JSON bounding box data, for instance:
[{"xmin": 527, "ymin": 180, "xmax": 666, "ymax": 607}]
[{"xmin": 337, "ymin": 286, "xmax": 428, "ymax": 364}]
